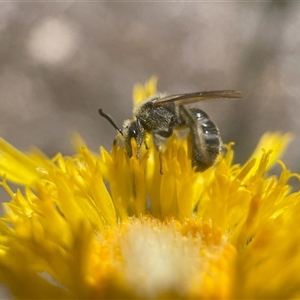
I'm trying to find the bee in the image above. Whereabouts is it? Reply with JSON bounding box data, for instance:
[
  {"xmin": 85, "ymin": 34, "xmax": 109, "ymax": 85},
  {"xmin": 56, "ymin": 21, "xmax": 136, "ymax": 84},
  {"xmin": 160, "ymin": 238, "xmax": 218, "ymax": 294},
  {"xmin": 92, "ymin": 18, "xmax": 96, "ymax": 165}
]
[{"xmin": 99, "ymin": 90, "xmax": 243, "ymax": 173}]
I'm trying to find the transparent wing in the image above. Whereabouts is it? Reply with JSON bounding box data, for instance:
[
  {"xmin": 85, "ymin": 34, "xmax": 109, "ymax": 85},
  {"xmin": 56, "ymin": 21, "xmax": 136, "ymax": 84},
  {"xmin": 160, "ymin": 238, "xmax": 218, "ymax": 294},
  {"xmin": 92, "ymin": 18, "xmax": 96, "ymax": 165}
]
[{"xmin": 153, "ymin": 90, "xmax": 244, "ymax": 106}]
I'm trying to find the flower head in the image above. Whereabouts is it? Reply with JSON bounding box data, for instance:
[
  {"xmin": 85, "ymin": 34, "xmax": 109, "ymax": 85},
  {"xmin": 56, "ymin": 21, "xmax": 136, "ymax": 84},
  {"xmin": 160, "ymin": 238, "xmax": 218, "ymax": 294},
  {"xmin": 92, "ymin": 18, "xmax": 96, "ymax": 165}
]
[{"xmin": 0, "ymin": 77, "xmax": 299, "ymax": 299}]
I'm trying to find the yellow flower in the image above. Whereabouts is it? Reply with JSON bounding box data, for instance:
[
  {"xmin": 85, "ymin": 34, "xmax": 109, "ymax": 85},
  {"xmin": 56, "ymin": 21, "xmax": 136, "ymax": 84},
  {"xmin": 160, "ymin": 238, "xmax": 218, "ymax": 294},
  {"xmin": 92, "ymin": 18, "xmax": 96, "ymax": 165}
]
[{"xmin": 0, "ymin": 77, "xmax": 299, "ymax": 299}]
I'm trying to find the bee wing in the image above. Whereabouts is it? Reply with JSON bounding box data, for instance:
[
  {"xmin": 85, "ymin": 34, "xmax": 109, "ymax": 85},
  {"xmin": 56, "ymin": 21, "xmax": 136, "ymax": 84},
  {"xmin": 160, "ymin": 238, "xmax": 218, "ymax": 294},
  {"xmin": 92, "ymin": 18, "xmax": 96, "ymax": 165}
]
[{"xmin": 153, "ymin": 90, "xmax": 244, "ymax": 106}]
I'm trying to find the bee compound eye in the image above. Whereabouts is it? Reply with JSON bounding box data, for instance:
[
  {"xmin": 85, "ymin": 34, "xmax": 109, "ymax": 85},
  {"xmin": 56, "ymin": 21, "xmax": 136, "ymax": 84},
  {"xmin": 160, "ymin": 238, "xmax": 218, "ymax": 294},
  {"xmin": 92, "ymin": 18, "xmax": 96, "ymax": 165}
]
[{"xmin": 128, "ymin": 122, "xmax": 138, "ymax": 139}]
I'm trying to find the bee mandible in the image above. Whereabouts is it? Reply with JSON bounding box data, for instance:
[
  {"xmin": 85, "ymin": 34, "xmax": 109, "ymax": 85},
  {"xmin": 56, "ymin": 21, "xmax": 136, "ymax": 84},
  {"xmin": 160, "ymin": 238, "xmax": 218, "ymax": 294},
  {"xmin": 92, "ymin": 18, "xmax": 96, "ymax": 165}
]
[{"xmin": 99, "ymin": 90, "xmax": 243, "ymax": 173}]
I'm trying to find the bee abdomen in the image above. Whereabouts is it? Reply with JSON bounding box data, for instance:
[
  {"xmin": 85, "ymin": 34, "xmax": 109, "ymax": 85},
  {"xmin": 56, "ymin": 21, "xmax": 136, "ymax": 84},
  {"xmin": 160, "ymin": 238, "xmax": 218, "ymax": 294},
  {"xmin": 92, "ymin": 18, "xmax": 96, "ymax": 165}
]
[
  {"xmin": 180, "ymin": 106, "xmax": 222, "ymax": 172},
  {"xmin": 191, "ymin": 108, "xmax": 222, "ymax": 171}
]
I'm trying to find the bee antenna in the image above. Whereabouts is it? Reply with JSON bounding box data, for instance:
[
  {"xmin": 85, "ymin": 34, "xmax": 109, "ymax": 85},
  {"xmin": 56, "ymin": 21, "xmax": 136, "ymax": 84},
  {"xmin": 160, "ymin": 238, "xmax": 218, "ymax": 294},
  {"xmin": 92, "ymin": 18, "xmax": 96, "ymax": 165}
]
[{"xmin": 99, "ymin": 108, "xmax": 123, "ymax": 136}]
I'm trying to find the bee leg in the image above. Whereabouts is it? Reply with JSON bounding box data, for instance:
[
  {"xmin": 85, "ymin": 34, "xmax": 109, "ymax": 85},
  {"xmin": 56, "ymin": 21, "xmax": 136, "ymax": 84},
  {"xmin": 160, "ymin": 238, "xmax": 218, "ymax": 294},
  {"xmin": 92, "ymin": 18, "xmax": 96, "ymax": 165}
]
[
  {"xmin": 152, "ymin": 134, "xmax": 164, "ymax": 175},
  {"xmin": 144, "ymin": 140, "xmax": 149, "ymax": 150},
  {"xmin": 178, "ymin": 105, "xmax": 221, "ymax": 172},
  {"xmin": 153, "ymin": 129, "xmax": 173, "ymax": 175}
]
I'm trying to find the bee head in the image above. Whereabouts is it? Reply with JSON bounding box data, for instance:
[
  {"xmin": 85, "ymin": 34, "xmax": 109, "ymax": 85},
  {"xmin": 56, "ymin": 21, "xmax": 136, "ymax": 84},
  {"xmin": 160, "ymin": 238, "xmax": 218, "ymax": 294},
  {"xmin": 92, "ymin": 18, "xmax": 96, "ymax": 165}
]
[
  {"xmin": 99, "ymin": 109, "xmax": 144, "ymax": 158},
  {"xmin": 122, "ymin": 119, "xmax": 144, "ymax": 157}
]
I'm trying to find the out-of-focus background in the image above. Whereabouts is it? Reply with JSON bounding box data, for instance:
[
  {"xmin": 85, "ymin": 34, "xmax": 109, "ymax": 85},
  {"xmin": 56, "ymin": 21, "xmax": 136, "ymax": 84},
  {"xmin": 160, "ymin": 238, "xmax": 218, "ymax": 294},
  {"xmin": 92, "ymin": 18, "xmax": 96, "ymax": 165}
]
[{"xmin": 0, "ymin": 3, "xmax": 300, "ymax": 185}]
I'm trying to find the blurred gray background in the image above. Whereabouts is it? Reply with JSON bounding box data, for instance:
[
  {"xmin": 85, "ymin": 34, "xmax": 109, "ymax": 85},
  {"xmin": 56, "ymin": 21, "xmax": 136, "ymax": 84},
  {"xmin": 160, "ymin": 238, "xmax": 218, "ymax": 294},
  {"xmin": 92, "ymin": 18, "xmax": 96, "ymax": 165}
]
[{"xmin": 0, "ymin": 2, "xmax": 300, "ymax": 179}]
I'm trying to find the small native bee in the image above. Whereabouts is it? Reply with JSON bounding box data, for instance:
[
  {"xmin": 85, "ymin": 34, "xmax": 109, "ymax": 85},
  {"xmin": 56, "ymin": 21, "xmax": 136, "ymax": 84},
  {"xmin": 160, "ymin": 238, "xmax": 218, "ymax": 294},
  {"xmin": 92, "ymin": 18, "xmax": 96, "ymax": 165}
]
[{"xmin": 99, "ymin": 90, "xmax": 243, "ymax": 173}]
